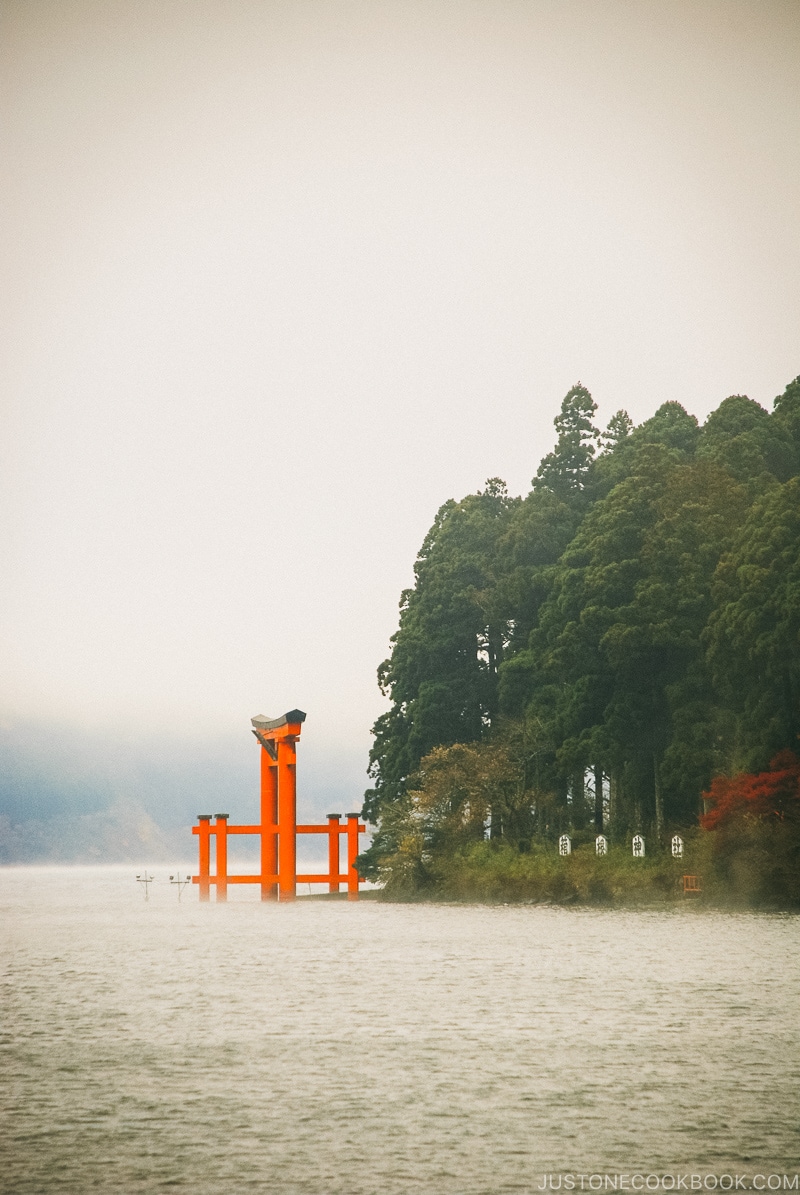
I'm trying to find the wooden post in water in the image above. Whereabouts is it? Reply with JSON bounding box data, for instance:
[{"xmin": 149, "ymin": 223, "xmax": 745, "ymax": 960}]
[
  {"xmin": 346, "ymin": 812, "xmax": 364, "ymax": 901},
  {"xmin": 195, "ymin": 815, "xmax": 212, "ymax": 902},
  {"xmin": 260, "ymin": 741, "xmax": 278, "ymax": 901},
  {"xmin": 215, "ymin": 814, "xmax": 229, "ymax": 902},
  {"xmin": 328, "ymin": 814, "xmax": 342, "ymax": 894},
  {"xmin": 277, "ymin": 737, "xmax": 297, "ymax": 902}
]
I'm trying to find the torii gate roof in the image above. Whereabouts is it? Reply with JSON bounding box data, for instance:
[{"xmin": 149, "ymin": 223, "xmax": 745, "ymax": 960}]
[{"xmin": 251, "ymin": 710, "xmax": 307, "ymax": 731}]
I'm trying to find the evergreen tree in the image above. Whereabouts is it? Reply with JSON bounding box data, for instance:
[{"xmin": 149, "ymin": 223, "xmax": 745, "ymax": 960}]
[
  {"xmin": 533, "ymin": 383, "xmax": 599, "ymax": 502},
  {"xmin": 503, "ymin": 449, "xmax": 747, "ymax": 837},
  {"xmin": 696, "ymin": 393, "xmax": 796, "ymax": 488},
  {"xmin": 771, "ymin": 374, "xmax": 800, "ymax": 455},
  {"xmin": 599, "ymin": 409, "xmax": 633, "ymax": 451},
  {"xmin": 707, "ymin": 476, "xmax": 800, "ymax": 769},
  {"xmin": 363, "ymin": 480, "xmax": 517, "ymax": 827},
  {"xmin": 593, "ymin": 400, "xmax": 699, "ymax": 495}
]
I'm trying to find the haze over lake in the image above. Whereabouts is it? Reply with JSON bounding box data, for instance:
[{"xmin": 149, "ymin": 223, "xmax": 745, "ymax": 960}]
[{"xmin": 3, "ymin": 867, "xmax": 798, "ymax": 1193}]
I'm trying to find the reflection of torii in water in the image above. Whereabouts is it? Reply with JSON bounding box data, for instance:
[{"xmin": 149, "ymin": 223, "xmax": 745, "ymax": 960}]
[{"xmin": 192, "ymin": 711, "xmax": 365, "ymax": 902}]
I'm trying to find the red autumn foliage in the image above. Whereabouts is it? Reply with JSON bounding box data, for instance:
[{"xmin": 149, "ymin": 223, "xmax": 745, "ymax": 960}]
[{"xmin": 701, "ymin": 750, "xmax": 800, "ymax": 831}]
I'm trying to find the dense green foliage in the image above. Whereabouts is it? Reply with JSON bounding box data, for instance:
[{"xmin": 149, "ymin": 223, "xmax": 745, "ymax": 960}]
[{"xmin": 359, "ymin": 376, "xmax": 800, "ymax": 902}]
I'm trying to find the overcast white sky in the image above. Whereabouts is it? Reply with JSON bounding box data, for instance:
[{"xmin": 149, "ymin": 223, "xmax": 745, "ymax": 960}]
[{"xmin": 1, "ymin": 0, "xmax": 799, "ymax": 810}]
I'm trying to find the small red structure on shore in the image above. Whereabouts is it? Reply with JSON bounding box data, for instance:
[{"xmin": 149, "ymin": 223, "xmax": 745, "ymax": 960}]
[{"xmin": 192, "ymin": 711, "xmax": 366, "ymax": 902}]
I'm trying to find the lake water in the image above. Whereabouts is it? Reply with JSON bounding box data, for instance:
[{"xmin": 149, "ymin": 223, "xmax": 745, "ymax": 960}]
[{"xmin": 2, "ymin": 867, "xmax": 799, "ymax": 1194}]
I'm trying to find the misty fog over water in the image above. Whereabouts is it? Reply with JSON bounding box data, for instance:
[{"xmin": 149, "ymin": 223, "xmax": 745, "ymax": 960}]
[
  {"xmin": 0, "ymin": 721, "xmax": 364, "ymax": 864},
  {"xmin": 2, "ymin": 868, "xmax": 798, "ymax": 1193}
]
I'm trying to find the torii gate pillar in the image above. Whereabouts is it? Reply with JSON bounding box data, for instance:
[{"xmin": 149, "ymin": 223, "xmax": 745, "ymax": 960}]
[{"xmin": 252, "ymin": 710, "xmax": 305, "ymax": 902}]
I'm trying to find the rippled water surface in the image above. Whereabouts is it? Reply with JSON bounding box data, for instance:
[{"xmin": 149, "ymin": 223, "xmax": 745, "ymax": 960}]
[{"xmin": 2, "ymin": 867, "xmax": 799, "ymax": 1194}]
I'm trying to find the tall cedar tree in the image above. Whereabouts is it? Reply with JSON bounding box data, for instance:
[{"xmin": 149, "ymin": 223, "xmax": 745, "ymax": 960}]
[{"xmin": 363, "ymin": 480, "xmax": 516, "ymax": 824}]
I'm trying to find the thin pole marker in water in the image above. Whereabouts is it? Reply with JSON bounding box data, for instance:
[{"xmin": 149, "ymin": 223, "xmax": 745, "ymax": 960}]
[
  {"xmin": 136, "ymin": 872, "xmax": 154, "ymax": 900},
  {"xmin": 170, "ymin": 872, "xmax": 192, "ymax": 901}
]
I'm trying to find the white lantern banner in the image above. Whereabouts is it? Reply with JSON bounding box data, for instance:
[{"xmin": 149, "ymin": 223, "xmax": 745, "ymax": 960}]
[
  {"xmin": 558, "ymin": 834, "xmax": 572, "ymax": 856},
  {"xmin": 632, "ymin": 834, "xmax": 645, "ymax": 857}
]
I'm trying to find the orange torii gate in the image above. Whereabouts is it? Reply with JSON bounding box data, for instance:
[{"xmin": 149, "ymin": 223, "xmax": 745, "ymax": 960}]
[{"xmin": 192, "ymin": 710, "xmax": 366, "ymax": 902}]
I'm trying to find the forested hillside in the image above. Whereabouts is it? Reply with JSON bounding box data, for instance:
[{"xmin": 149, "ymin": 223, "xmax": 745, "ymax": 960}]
[{"xmin": 359, "ymin": 377, "xmax": 800, "ymax": 901}]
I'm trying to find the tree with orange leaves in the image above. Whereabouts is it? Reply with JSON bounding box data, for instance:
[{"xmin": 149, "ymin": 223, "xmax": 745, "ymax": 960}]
[
  {"xmin": 701, "ymin": 752, "xmax": 800, "ymax": 905},
  {"xmin": 701, "ymin": 751, "xmax": 800, "ymax": 831}
]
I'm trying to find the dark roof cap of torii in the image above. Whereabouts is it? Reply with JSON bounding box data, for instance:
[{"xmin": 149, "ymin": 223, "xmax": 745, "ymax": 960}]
[{"xmin": 251, "ymin": 710, "xmax": 307, "ymax": 730}]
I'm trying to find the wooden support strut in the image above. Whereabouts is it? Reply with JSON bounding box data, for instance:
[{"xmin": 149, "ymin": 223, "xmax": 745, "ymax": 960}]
[
  {"xmin": 277, "ymin": 736, "xmax": 297, "ymax": 902},
  {"xmin": 214, "ymin": 814, "xmax": 229, "ymax": 902},
  {"xmin": 260, "ymin": 744, "xmax": 278, "ymax": 902},
  {"xmin": 328, "ymin": 814, "xmax": 342, "ymax": 894},
  {"xmin": 195, "ymin": 815, "xmax": 212, "ymax": 902},
  {"xmin": 346, "ymin": 812, "xmax": 361, "ymax": 901}
]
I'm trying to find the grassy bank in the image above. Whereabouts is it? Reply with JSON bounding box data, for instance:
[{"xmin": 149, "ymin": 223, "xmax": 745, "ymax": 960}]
[{"xmin": 373, "ymin": 830, "xmax": 800, "ymax": 908}]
